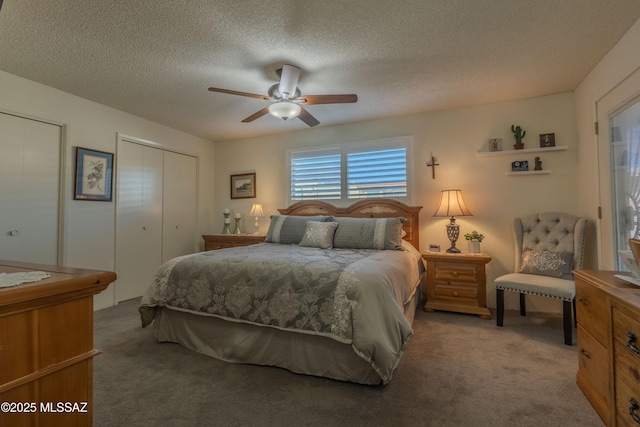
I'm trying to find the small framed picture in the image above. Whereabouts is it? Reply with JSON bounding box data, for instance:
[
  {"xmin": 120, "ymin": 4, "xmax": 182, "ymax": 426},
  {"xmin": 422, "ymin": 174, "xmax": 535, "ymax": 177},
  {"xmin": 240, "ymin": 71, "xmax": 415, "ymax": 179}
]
[
  {"xmin": 230, "ymin": 173, "xmax": 256, "ymax": 199},
  {"xmin": 488, "ymin": 138, "xmax": 503, "ymax": 152},
  {"xmin": 539, "ymin": 133, "xmax": 556, "ymax": 148},
  {"xmin": 74, "ymin": 147, "xmax": 114, "ymax": 201},
  {"xmin": 511, "ymin": 160, "xmax": 529, "ymax": 172}
]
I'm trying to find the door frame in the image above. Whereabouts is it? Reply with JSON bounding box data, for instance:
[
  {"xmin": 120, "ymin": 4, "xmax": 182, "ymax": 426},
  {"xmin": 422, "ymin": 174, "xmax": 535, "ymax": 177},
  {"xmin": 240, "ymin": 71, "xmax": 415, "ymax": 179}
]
[{"xmin": 596, "ymin": 66, "xmax": 640, "ymax": 269}]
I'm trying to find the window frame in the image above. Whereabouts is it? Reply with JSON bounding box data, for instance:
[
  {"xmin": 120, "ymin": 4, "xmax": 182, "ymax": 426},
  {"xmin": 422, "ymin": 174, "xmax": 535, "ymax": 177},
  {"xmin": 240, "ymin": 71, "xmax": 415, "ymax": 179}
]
[{"xmin": 286, "ymin": 136, "xmax": 414, "ymax": 206}]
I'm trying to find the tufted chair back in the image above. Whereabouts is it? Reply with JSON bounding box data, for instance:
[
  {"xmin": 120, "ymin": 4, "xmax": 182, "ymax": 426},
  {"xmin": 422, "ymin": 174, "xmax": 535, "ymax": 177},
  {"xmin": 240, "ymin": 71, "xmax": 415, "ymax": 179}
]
[{"xmin": 513, "ymin": 212, "xmax": 587, "ymax": 274}]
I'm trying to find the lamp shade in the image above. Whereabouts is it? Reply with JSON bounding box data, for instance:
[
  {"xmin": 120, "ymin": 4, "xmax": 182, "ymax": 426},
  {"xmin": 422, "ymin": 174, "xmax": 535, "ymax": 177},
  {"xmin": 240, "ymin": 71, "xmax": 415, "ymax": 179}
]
[
  {"xmin": 433, "ymin": 189, "xmax": 473, "ymax": 218},
  {"xmin": 249, "ymin": 203, "xmax": 265, "ymax": 218},
  {"xmin": 268, "ymin": 101, "xmax": 301, "ymax": 120}
]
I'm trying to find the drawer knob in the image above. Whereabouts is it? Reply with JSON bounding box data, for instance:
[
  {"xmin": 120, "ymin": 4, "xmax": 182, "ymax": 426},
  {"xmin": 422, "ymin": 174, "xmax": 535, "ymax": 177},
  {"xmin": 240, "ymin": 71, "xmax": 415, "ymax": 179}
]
[
  {"xmin": 453, "ymin": 291, "xmax": 459, "ymax": 297},
  {"xmin": 579, "ymin": 349, "xmax": 591, "ymax": 359},
  {"xmin": 577, "ymin": 297, "xmax": 590, "ymax": 307},
  {"xmin": 627, "ymin": 332, "xmax": 640, "ymax": 356},
  {"xmin": 629, "ymin": 398, "xmax": 640, "ymax": 424}
]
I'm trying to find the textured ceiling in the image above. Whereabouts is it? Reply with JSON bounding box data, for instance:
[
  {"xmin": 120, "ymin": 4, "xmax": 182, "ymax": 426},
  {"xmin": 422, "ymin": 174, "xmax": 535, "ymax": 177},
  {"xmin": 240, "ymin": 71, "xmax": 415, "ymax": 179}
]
[{"xmin": 0, "ymin": 1, "xmax": 639, "ymax": 142}]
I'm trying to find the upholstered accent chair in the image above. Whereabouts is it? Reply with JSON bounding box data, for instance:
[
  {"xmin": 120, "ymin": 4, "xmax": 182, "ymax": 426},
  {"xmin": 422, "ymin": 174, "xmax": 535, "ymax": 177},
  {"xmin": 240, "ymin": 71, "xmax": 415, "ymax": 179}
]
[{"xmin": 495, "ymin": 212, "xmax": 587, "ymax": 346}]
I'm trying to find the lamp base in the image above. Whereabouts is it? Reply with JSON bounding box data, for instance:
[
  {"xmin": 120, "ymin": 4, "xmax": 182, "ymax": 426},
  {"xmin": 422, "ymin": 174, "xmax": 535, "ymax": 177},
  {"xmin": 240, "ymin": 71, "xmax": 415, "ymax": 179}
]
[{"xmin": 445, "ymin": 217, "xmax": 461, "ymax": 253}]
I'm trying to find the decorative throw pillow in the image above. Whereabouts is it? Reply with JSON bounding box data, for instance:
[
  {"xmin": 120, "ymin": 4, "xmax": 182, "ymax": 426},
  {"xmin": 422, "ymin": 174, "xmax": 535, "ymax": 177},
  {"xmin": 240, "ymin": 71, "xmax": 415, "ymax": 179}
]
[
  {"xmin": 265, "ymin": 215, "xmax": 330, "ymax": 244},
  {"xmin": 518, "ymin": 250, "xmax": 573, "ymax": 279},
  {"xmin": 331, "ymin": 217, "xmax": 405, "ymax": 250},
  {"xmin": 299, "ymin": 221, "xmax": 339, "ymax": 249}
]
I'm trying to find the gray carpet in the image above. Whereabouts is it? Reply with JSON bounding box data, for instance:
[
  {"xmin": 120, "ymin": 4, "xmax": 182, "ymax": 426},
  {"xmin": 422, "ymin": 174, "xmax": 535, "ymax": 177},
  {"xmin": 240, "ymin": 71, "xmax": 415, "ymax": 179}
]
[{"xmin": 94, "ymin": 299, "xmax": 603, "ymax": 427}]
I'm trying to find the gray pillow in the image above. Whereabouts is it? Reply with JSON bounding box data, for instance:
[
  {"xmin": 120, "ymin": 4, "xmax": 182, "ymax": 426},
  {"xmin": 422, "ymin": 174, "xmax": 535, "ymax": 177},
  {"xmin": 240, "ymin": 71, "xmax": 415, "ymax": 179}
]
[
  {"xmin": 299, "ymin": 221, "xmax": 339, "ymax": 249},
  {"xmin": 265, "ymin": 215, "xmax": 330, "ymax": 244},
  {"xmin": 331, "ymin": 217, "xmax": 405, "ymax": 250},
  {"xmin": 518, "ymin": 250, "xmax": 573, "ymax": 279}
]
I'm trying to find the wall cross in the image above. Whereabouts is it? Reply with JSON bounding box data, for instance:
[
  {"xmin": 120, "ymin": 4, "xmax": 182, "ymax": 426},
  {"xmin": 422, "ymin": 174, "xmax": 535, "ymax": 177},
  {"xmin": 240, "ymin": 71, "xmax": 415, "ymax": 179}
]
[{"xmin": 426, "ymin": 155, "xmax": 440, "ymax": 179}]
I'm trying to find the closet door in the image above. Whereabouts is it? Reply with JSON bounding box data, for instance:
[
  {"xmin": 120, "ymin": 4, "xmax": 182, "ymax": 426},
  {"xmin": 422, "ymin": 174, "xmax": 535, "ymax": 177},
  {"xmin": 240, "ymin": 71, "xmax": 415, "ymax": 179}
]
[
  {"xmin": 115, "ymin": 141, "xmax": 163, "ymax": 302},
  {"xmin": 0, "ymin": 113, "xmax": 60, "ymax": 265},
  {"xmin": 162, "ymin": 151, "xmax": 198, "ymax": 263}
]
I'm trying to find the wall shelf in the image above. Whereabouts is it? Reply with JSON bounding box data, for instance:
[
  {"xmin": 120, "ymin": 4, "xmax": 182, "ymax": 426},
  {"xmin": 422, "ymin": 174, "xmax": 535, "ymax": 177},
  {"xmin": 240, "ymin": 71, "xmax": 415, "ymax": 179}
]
[
  {"xmin": 505, "ymin": 169, "xmax": 551, "ymax": 176},
  {"xmin": 476, "ymin": 146, "xmax": 567, "ymax": 157}
]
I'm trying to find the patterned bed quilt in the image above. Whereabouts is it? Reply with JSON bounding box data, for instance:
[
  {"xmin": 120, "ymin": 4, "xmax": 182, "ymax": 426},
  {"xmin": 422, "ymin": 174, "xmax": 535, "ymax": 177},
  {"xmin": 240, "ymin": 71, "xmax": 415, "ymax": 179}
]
[{"xmin": 139, "ymin": 241, "xmax": 425, "ymax": 383}]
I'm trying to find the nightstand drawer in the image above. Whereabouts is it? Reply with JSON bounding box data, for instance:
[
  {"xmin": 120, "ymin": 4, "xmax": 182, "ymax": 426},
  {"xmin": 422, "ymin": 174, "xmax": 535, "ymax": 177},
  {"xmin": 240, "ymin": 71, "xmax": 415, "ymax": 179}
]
[
  {"xmin": 434, "ymin": 284, "xmax": 478, "ymax": 299},
  {"xmin": 433, "ymin": 263, "xmax": 479, "ymax": 284}
]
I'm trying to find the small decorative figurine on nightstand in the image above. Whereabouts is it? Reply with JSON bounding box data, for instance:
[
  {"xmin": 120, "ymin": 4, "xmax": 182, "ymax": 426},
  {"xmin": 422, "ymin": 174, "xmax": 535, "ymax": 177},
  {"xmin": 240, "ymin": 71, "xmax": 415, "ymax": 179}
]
[
  {"xmin": 222, "ymin": 209, "xmax": 231, "ymax": 234},
  {"xmin": 534, "ymin": 157, "xmax": 543, "ymax": 171},
  {"xmin": 464, "ymin": 230, "xmax": 484, "ymax": 253},
  {"xmin": 511, "ymin": 124, "xmax": 526, "ymax": 149}
]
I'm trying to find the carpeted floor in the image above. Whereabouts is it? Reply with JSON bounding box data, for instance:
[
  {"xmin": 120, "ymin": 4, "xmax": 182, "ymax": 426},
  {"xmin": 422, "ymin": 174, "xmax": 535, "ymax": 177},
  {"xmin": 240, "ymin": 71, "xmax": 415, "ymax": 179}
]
[{"xmin": 93, "ymin": 298, "xmax": 603, "ymax": 427}]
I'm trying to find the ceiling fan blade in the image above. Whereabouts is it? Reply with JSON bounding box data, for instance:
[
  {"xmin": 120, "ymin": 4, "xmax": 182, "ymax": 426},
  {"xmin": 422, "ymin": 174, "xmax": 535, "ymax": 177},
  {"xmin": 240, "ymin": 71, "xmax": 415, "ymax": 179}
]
[
  {"xmin": 208, "ymin": 87, "xmax": 272, "ymax": 101},
  {"xmin": 241, "ymin": 107, "xmax": 270, "ymax": 123},
  {"xmin": 278, "ymin": 65, "xmax": 301, "ymax": 99},
  {"xmin": 298, "ymin": 94, "xmax": 358, "ymax": 105},
  {"xmin": 297, "ymin": 107, "xmax": 320, "ymax": 127}
]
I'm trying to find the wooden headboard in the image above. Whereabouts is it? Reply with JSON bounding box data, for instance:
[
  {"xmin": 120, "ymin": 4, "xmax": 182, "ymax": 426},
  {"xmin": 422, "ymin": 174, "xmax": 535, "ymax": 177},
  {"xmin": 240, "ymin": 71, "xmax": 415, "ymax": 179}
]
[{"xmin": 278, "ymin": 198, "xmax": 423, "ymax": 250}]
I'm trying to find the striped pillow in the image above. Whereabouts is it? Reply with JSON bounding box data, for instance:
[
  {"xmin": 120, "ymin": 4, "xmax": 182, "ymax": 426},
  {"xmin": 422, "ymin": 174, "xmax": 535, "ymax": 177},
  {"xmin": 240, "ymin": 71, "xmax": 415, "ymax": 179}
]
[
  {"xmin": 265, "ymin": 215, "xmax": 330, "ymax": 244},
  {"xmin": 331, "ymin": 217, "xmax": 406, "ymax": 250}
]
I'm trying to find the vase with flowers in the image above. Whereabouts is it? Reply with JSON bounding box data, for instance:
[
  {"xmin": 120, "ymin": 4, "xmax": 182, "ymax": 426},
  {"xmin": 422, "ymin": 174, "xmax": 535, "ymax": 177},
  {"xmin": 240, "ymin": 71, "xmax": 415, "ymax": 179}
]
[{"xmin": 464, "ymin": 231, "xmax": 484, "ymax": 253}]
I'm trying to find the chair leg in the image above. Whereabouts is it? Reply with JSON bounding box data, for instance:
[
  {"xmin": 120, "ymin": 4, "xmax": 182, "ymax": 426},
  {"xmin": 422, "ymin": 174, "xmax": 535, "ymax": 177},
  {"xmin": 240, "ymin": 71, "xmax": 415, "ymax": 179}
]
[
  {"xmin": 496, "ymin": 289, "xmax": 504, "ymax": 327},
  {"xmin": 519, "ymin": 293, "xmax": 526, "ymax": 316},
  {"xmin": 563, "ymin": 300, "xmax": 573, "ymax": 346},
  {"xmin": 573, "ymin": 298, "xmax": 577, "ymax": 328}
]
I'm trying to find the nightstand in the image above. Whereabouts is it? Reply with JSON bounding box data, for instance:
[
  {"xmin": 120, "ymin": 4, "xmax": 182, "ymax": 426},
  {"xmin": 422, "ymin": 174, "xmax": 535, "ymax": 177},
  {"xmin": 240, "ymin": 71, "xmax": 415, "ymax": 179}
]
[
  {"xmin": 202, "ymin": 234, "xmax": 266, "ymax": 251},
  {"xmin": 422, "ymin": 252, "xmax": 492, "ymax": 319}
]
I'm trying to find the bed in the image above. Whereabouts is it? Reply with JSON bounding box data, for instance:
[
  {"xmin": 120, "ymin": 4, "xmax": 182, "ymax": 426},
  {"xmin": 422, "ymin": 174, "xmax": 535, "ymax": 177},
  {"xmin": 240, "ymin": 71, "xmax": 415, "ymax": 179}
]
[{"xmin": 139, "ymin": 198, "xmax": 424, "ymax": 385}]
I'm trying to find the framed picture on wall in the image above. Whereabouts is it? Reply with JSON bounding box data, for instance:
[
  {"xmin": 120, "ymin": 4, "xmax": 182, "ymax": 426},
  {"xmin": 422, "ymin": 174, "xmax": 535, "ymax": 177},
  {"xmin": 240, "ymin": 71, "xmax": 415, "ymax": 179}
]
[
  {"xmin": 230, "ymin": 172, "xmax": 256, "ymax": 199},
  {"xmin": 74, "ymin": 147, "xmax": 114, "ymax": 201}
]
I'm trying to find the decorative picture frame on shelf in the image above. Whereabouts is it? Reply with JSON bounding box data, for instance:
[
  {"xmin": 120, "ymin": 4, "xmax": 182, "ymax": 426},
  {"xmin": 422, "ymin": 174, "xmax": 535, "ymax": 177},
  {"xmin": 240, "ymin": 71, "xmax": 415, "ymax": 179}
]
[
  {"xmin": 539, "ymin": 133, "xmax": 556, "ymax": 148},
  {"xmin": 488, "ymin": 138, "xmax": 503, "ymax": 152},
  {"xmin": 230, "ymin": 172, "xmax": 256, "ymax": 199},
  {"xmin": 73, "ymin": 147, "xmax": 114, "ymax": 201},
  {"xmin": 511, "ymin": 160, "xmax": 529, "ymax": 172}
]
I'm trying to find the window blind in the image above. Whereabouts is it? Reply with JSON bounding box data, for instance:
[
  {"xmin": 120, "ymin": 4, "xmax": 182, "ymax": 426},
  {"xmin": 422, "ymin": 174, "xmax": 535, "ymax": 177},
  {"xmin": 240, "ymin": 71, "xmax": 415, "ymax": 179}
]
[
  {"xmin": 290, "ymin": 153, "xmax": 341, "ymax": 200},
  {"xmin": 347, "ymin": 148, "xmax": 407, "ymax": 198}
]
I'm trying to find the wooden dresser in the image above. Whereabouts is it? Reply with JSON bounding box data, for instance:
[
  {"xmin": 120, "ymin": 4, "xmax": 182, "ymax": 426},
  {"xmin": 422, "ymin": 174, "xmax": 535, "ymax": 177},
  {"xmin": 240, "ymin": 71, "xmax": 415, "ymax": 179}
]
[
  {"xmin": 422, "ymin": 252, "xmax": 492, "ymax": 319},
  {"xmin": 0, "ymin": 260, "xmax": 115, "ymax": 427},
  {"xmin": 202, "ymin": 234, "xmax": 266, "ymax": 251},
  {"xmin": 574, "ymin": 269, "xmax": 640, "ymax": 426}
]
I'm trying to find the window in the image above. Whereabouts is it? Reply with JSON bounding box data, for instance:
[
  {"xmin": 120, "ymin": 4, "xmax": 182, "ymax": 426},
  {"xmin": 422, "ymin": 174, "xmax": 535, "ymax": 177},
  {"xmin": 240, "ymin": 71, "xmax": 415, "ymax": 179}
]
[{"xmin": 288, "ymin": 137, "xmax": 412, "ymax": 204}]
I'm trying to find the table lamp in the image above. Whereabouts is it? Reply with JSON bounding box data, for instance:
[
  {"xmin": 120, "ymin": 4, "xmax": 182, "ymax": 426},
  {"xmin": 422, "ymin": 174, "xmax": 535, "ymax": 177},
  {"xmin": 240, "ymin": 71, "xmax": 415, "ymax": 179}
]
[
  {"xmin": 249, "ymin": 203, "xmax": 265, "ymax": 234},
  {"xmin": 433, "ymin": 189, "xmax": 473, "ymax": 253}
]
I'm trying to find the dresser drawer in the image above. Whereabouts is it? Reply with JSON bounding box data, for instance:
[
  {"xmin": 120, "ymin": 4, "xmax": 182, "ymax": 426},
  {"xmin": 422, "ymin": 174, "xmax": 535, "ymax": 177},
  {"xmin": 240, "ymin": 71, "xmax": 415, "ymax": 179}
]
[
  {"xmin": 613, "ymin": 308, "xmax": 640, "ymax": 350},
  {"xmin": 576, "ymin": 278, "xmax": 609, "ymax": 346},
  {"xmin": 614, "ymin": 351, "xmax": 640, "ymax": 427},
  {"xmin": 433, "ymin": 263, "xmax": 479, "ymax": 285},
  {"xmin": 577, "ymin": 325, "xmax": 610, "ymax": 411}
]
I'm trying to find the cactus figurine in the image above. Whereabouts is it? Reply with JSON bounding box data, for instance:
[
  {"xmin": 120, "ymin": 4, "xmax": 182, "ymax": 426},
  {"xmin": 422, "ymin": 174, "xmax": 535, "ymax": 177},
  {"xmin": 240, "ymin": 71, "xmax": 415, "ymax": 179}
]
[{"xmin": 511, "ymin": 125, "xmax": 526, "ymax": 149}]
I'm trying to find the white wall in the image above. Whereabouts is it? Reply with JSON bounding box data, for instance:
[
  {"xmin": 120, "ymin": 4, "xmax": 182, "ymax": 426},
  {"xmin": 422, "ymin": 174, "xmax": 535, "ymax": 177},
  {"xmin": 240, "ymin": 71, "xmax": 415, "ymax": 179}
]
[
  {"xmin": 214, "ymin": 91, "xmax": 580, "ymax": 312},
  {"xmin": 0, "ymin": 70, "xmax": 216, "ymax": 310},
  {"xmin": 574, "ymin": 17, "xmax": 640, "ymax": 269}
]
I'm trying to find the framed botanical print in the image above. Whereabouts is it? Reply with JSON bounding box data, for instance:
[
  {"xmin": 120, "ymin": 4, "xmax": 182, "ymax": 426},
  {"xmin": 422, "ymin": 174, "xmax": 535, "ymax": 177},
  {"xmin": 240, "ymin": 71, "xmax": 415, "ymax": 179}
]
[
  {"xmin": 230, "ymin": 173, "xmax": 256, "ymax": 199},
  {"xmin": 74, "ymin": 147, "xmax": 114, "ymax": 201}
]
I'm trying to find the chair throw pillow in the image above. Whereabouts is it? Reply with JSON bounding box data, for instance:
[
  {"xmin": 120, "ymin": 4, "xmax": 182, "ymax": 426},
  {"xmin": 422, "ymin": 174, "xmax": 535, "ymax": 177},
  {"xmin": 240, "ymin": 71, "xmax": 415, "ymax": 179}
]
[
  {"xmin": 518, "ymin": 250, "xmax": 573, "ymax": 279},
  {"xmin": 299, "ymin": 221, "xmax": 339, "ymax": 249}
]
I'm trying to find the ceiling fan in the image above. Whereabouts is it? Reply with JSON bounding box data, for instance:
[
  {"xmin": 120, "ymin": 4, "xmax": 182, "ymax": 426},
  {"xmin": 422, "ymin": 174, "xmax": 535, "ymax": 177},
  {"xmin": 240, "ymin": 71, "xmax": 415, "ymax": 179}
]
[{"xmin": 208, "ymin": 65, "xmax": 357, "ymax": 127}]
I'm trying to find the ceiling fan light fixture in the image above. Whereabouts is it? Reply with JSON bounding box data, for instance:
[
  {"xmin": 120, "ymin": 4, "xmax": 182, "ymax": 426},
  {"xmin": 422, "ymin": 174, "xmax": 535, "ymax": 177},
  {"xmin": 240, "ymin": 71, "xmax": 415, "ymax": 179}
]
[{"xmin": 268, "ymin": 101, "xmax": 301, "ymax": 121}]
